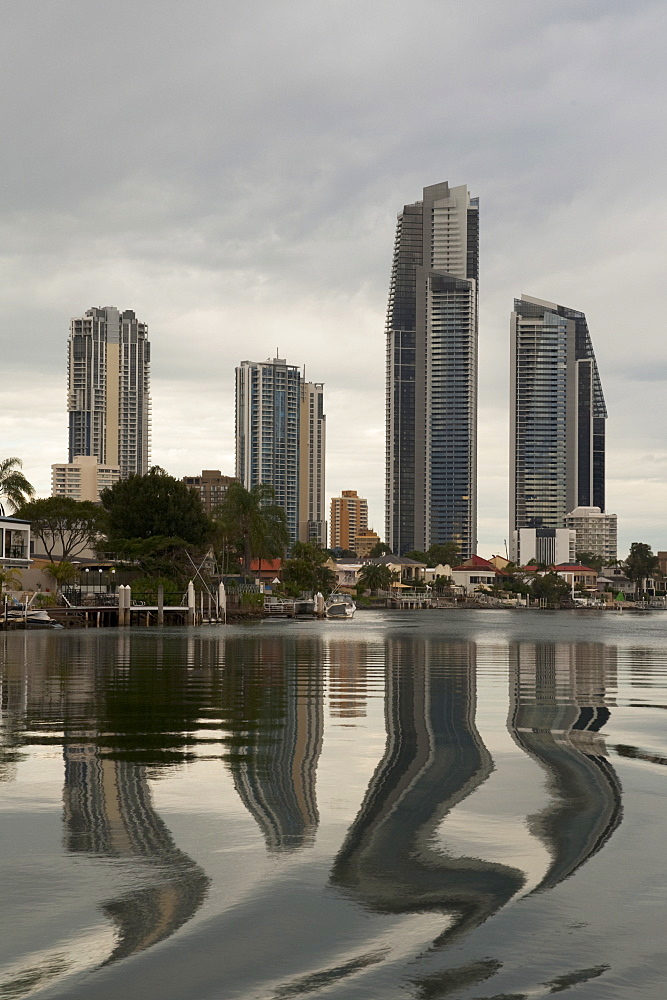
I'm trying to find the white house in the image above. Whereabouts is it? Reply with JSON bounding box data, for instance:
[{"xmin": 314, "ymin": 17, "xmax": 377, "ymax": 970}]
[{"xmin": 0, "ymin": 515, "xmax": 31, "ymax": 570}]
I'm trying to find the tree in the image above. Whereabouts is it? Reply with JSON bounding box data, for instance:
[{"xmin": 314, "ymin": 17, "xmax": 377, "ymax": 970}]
[
  {"xmin": 405, "ymin": 550, "xmax": 428, "ymax": 563},
  {"xmin": 282, "ymin": 542, "xmax": 336, "ymax": 594},
  {"xmin": 0, "ymin": 457, "xmax": 35, "ymax": 515},
  {"xmin": 576, "ymin": 551, "xmax": 604, "ymax": 573},
  {"xmin": 369, "ymin": 542, "xmax": 392, "ymax": 557},
  {"xmin": 358, "ymin": 563, "xmax": 393, "ymax": 595},
  {"xmin": 426, "ymin": 542, "xmax": 460, "ymax": 568},
  {"xmin": 625, "ymin": 542, "xmax": 659, "ymax": 594},
  {"xmin": 101, "ymin": 467, "xmax": 211, "ymax": 546},
  {"xmin": 44, "ymin": 560, "xmax": 78, "ymax": 593},
  {"xmin": 0, "ymin": 566, "xmax": 22, "ymax": 594},
  {"xmin": 212, "ymin": 482, "xmax": 289, "ymax": 577},
  {"xmin": 530, "ymin": 572, "xmax": 570, "ymax": 603},
  {"xmin": 16, "ymin": 496, "xmax": 104, "ymax": 563}
]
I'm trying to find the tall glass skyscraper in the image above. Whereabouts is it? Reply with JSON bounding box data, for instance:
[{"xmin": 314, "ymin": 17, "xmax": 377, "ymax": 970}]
[
  {"xmin": 68, "ymin": 307, "xmax": 151, "ymax": 478},
  {"xmin": 510, "ymin": 296, "xmax": 607, "ymax": 559},
  {"xmin": 236, "ymin": 356, "xmax": 325, "ymax": 545},
  {"xmin": 385, "ymin": 181, "xmax": 479, "ymax": 557}
]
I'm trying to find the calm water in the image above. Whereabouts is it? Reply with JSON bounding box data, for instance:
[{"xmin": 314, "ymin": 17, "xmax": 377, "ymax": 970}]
[{"xmin": 1, "ymin": 610, "xmax": 665, "ymax": 1000}]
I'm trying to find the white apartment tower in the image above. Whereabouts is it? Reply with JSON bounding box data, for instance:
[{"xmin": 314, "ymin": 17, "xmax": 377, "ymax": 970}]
[
  {"xmin": 68, "ymin": 307, "xmax": 151, "ymax": 478},
  {"xmin": 299, "ymin": 380, "xmax": 327, "ymax": 546}
]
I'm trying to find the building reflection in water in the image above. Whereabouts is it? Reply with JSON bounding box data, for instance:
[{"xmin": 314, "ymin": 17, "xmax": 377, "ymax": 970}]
[
  {"xmin": 332, "ymin": 635, "xmax": 623, "ymax": 960},
  {"xmin": 63, "ymin": 743, "xmax": 210, "ymax": 964},
  {"xmin": 0, "ymin": 632, "xmax": 210, "ymax": 969},
  {"xmin": 331, "ymin": 638, "xmax": 526, "ymax": 946},
  {"xmin": 221, "ymin": 636, "xmax": 324, "ymax": 852},
  {"xmin": 327, "ymin": 640, "xmax": 368, "ymax": 719},
  {"xmin": 508, "ymin": 641, "xmax": 622, "ymax": 892}
]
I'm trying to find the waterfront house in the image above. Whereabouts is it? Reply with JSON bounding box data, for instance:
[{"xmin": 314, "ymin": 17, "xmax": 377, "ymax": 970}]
[{"xmin": 0, "ymin": 515, "xmax": 31, "ymax": 570}]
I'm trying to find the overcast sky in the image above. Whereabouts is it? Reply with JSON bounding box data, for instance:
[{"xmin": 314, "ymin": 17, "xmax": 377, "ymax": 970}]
[{"xmin": 1, "ymin": 0, "xmax": 665, "ymax": 557}]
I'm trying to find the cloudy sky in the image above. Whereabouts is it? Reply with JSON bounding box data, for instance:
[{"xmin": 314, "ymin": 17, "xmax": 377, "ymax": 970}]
[{"xmin": 1, "ymin": 0, "xmax": 665, "ymax": 557}]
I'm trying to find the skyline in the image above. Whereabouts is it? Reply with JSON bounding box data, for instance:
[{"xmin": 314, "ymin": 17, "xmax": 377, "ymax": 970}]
[{"xmin": 1, "ymin": 1, "xmax": 666, "ymax": 557}]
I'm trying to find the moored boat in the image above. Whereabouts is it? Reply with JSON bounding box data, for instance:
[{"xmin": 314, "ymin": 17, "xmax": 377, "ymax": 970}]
[{"xmin": 324, "ymin": 593, "xmax": 356, "ymax": 619}]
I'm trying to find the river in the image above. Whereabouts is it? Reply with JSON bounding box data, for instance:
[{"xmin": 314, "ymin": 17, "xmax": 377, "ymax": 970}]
[{"xmin": 0, "ymin": 609, "xmax": 665, "ymax": 999}]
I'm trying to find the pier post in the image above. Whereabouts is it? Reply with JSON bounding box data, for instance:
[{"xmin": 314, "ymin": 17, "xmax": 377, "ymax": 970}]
[
  {"xmin": 218, "ymin": 581, "xmax": 227, "ymax": 624},
  {"xmin": 187, "ymin": 580, "xmax": 195, "ymax": 626},
  {"xmin": 157, "ymin": 584, "xmax": 164, "ymax": 626}
]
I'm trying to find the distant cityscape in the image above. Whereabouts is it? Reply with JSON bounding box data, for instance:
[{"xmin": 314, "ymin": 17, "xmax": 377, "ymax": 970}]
[
  {"xmin": 43, "ymin": 180, "xmax": 618, "ymax": 566},
  {"xmin": 8, "ymin": 178, "xmax": 666, "ymax": 597}
]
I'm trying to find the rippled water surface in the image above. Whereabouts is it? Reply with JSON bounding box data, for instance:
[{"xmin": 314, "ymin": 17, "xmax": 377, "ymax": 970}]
[{"xmin": 1, "ymin": 610, "xmax": 665, "ymax": 999}]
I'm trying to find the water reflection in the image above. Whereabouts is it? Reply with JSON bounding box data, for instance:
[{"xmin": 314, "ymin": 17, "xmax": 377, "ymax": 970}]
[
  {"xmin": 0, "ymin": 626, "xmax": 634, "ymax": 999},
  {"xmin": 63, "ymin": 743, "xmax": 209, "ymax": 962},
  {"xmin": 331, "ymin": 639, "xmax": 526, "ymax": 946},
  {"xmin": 508, "ymin": 642, "xmax": 622, "ymax": 892},
  {"xmin": 220, "ymin": 637, "xmax": 324, "ymax": 851}
]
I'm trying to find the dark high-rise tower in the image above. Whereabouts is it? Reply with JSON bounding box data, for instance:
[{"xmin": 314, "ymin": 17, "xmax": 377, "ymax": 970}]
[
  {"xmin": 385, "ymin": 182, "xmax": 479, "ymax": 557},
  {"xmin": 510, "ymin": 296, "xmax": 607, "ymax": 559}
]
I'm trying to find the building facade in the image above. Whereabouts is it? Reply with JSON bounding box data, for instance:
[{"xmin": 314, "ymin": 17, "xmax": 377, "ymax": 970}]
[
  {"xmin": 330, "ymin": 490, "xmax": 368, "ymax": 553},
  {"xmin": 386, "ymin": 181, "xmax": 478, "ymax": 558},
  {"xmin": 183, "ymin": 470, "xmax": 236, "ymax": 514},
  {"xmin": 564, "ymin": 506, "xmax": 617, "ymax": 563},
  {"xmin": 510, "ymin": 296, "xmax": 607, "ymax": 561},
  {"xmin": 52, "ymin": 454, "xmax": 121, "ymax": 503},
  {"xmin": 68, "ymin": 307, "xmax": 151, "ymax": 478},
  {"xmin": 0, "ymin": 515, "xmax": 31, "ymax": 570},
  {"xmin": 513, "ymin": 526, "xmax": 576, "ymax": 567},
  {"xmin": 298, "ymin": 381, "xmax": 327, "ymax": 546},
  {"xmin": 236, "ymin": 357, "xmax": 301, "ymax": 543}
]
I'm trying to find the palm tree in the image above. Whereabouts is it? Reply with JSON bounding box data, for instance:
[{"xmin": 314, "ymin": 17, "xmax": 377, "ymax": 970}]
[
  {"xmin": 44, "ymin": 560, "xmax": 78, "ymax": 594},
  {"xmin": 0, "ymin": 457, "xmax": 35, "ymax": 515},
  {"xmin": 0, "ymin": 566, "xmax": 22, "ymax": 595},
  {"xmin": 358, "ymin": 563, "xmax": 393, "ymax": 595},
  {"xmin": 213, "ymin": 482, "xmax": 289, "ymax": 578}
]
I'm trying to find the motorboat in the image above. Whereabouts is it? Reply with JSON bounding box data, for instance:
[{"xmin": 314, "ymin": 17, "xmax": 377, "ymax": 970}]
[
  {"xmin": 5, "ymin": 607, "xmax": 64, "ymax": 629},
  {"xmin": 324, "ymin": 593, "xmax": 356, "ymax": 619}
]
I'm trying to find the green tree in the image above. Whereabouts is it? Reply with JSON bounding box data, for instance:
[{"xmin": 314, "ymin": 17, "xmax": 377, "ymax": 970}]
[
  {"xmin": 16, "ymin": 496, "xmax": 104, "ymax": 563},
  {"xmin": 0, "ymin": 566, "xmax": 22, "ymax": 594},
  {"xmin": 0, "ymin": 457, "xmax": 35, "ymax": 515},
  {"xmin": 369, "ymin": 542, "xmax": 392, "ymax": 557},
  {"xmin": 44, "ymin": 560, "xmax": 77, "ymax": 593},
  {"xmin": 426, "ymin": 542, "xmax": 460, "ymax": 568},
  {"xmin": 530, "ymin": 572, "xmax": 570, "ymax": 604},
  {"xmin": 212, "ymin": 482, "xmax": 289, "ymax": 577},
  {"xmin": 358, "ymin": 563, "xmax": 393, "ymax": 595},
  {"xmin": 576, "ymin": 551, "xmax": 604, "ymax": 573},
  {"xmin": 282, "ymin": 542, "xmax": 336, "ymax": 594},
  {"xmin": 625, "ymin": 542, "xmax": 659, "ymax": 595},
  {"xmin": 101, "ymin": 467, "xmax": 211, "ymax": 546},
  {"xmin": 404, "ymin": 550, "xmax": 428, "ymax": 563}
]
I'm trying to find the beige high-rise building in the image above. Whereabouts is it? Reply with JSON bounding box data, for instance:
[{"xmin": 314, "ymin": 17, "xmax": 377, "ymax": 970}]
[
  {"xmin": 51, "ymin": 455, "xmax": 121, "ymax": 502},
  {"xmin": 330, "ymin": 490, "xmax": 368, "ymax": 553},
  {"xmin": 68, "ymin": 307, "xmax": 151, "ymax": 478},
  {"xmin": 299, "ymin": 381, "xmax": 326, "ymax": 547}
]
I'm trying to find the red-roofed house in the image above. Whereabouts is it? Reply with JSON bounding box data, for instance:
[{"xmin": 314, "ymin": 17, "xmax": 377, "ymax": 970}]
[
  {"xmin": 451, "ymin": 555, "xmax": 505, "ymax": 594},
  {"xmin": 551, "ymin": 563, "xmax": 598, "ymax": 590},
  {"xmin": 249, "ymin": 558, "xmax": 282, "ymax": 583}
]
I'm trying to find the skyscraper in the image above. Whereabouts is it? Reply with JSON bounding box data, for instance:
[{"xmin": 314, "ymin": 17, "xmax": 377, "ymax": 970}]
[
  {"xmin": 68, "ymin": 307, "xmax": 151, "ymax": 478},
  {"xmin": 510, "ymin": 296, "xmax": 607, "ymax": 560},
  {"xmin": 298, "ymin": 380, "xmax": 327, "ymax": 546},
  {"xmin": 236, "ymin": 357, "xmax": 300, "ymax": 542},
  {"xmin": 385, "ymin": 181, "xmax": 479, "ymax": 558}
]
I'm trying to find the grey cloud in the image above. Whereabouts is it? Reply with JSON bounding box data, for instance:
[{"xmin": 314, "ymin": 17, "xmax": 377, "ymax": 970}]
[{"xmin": 1, "ymin": 0, "xmax": 666, "ymax": 554}]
